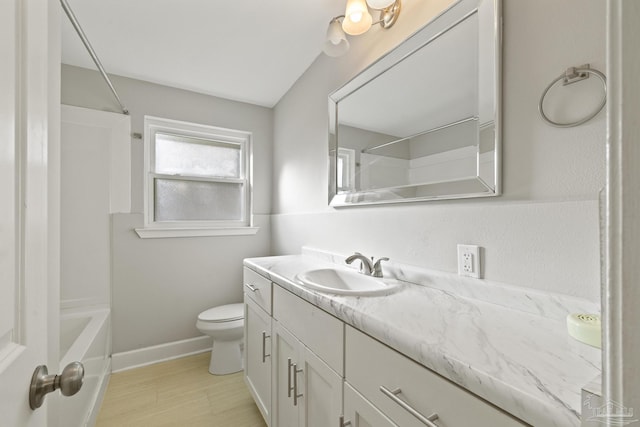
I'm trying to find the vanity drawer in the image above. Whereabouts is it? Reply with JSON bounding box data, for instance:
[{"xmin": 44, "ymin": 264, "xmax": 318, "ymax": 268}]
[
  {"xmin": 272, "ymin": 285, "xmax": 344, "ymax": 375},
  {"xmin": 345, "ymin": 326, "xmax": 527, "ymax": 427},
  {"xmin": 243, "ymin": 267, "xmax": 272, "ymax": 315}
]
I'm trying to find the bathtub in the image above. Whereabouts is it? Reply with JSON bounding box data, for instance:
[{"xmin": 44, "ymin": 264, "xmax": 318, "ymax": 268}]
[{"xmin": 59, "ymin": 307, "xmax": 111, "ymax": 427}]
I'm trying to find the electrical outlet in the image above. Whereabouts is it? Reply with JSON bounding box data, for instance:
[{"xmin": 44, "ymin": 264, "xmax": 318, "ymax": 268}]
[{"xmin": 457, "ymin": 244, "xmax": 481, "ymax": 278}]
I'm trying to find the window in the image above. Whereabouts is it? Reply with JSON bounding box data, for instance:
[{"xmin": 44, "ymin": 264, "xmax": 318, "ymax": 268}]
[
  {"xmin": 337, "ymin": 148, "xmax": 356, "ymax": 192},
  {"xmin": 136, "ymin": 116, "xmax": 256, "ymax": 238}
]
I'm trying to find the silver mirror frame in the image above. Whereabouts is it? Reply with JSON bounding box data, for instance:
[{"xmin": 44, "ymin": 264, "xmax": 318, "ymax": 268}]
[{"xmin": 328, "ymin": 0, "xmax": 502, "ymax": 207}]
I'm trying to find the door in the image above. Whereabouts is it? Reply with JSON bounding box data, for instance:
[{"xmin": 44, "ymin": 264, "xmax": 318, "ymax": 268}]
[
  {"xmin": 299, "ymin": 345, "xmax": 342, "ymax": 427},
  {"xmin": 244, "ymin": 296, "xmax": 272, "ymax": 425},
  {"xmin": 0, "ymin": 1, "xmax": 59, "ymax": 426},
  {"xmin": 271, "ymin": 321, "xmax": 300, "ymax": 427}
]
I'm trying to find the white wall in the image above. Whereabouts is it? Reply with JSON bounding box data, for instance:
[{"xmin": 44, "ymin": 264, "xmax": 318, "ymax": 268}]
[
  {"xmin": 272, "ymin": 0, "xmax": 606, "ymax": 302},
  {"xmin": 61, "ymin": 66, "xmax": 273, "ymax": 352},
  {"xmin": 60, "ymin": 106, "xmax": 130, "ymax": 309}
]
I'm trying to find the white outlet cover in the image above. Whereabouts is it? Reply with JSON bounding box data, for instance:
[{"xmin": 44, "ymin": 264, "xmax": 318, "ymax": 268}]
[{"xmin": 457, "ymin": 244, "xmax": 481, "ymax": 278}]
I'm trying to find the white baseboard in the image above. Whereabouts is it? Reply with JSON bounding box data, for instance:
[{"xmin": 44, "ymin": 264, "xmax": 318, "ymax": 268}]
[{"xmin": 112, "ymin": 336, "xmax": 212, "ymax": 373}]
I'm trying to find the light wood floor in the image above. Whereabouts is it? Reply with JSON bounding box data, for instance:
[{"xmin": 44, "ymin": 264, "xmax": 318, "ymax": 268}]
[{"xmin": 96, "ymin": 352, "xmax": 267, "ymax": 427}]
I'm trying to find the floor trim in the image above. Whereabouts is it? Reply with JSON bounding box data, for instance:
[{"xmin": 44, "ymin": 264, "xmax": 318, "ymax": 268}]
[{"xmin": 112, "ymin": 336, "xmax": 211, "ymax": 372}]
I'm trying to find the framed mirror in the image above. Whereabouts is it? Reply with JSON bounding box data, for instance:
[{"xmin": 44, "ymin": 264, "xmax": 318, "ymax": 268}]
[{"xmin": 328, "ymin": 0, "xmax": 501, "ymax": 207}]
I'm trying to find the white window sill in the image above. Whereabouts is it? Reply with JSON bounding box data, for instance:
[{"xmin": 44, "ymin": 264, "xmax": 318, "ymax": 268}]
[{"xmin": 134, "ymin": 226, "xmax": 260, "ymax": 239}]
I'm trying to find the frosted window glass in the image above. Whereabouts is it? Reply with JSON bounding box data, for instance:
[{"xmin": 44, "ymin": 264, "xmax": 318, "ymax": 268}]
[
  {"xmin": 155, "ymin": 133, "xmax": 240, "ymax": 178},
  {"xmin": 154, "ymin": 179, "xmax": 242, "ymax": 221}
]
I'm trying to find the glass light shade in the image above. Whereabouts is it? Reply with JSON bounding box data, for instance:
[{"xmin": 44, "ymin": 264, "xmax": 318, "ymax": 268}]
[
  {"xmin": 342, "ymin": 0, "xmax": 373, "ymax": 35},
  {"xmin": 366, "ymin": 0, "xmax": 395, "ymax": 9},
  {"xmin": 323, "ymin": 19, "xmax": 350, "ymax": 57}
]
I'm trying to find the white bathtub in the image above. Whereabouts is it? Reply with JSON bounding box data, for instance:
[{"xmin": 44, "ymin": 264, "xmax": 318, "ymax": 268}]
[{"xmin": 59, "ymin": 307, "xmax": 111, "ymax": 427}]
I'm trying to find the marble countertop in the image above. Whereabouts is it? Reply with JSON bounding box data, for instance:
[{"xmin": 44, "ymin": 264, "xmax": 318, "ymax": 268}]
[{"xmin": 244, "ymin": 250, "xmax": 601, "ymax": 427}]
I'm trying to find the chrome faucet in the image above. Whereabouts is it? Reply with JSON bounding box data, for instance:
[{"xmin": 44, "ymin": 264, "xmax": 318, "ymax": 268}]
[
  {"xmin": 372, "ymin": 257, "xmax": 389, "ymax": 278},
  {"xmin": 345, "ymin": 253, "xmax": 389, "ymax": 278},
  {"xmin": 345, "ymin": 252, "xmax": 374, "ymax": 275}
]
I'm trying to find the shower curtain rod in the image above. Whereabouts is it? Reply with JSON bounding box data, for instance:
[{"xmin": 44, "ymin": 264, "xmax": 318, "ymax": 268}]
[{"xmin": 60, "ymin": 0, "xmax": 129, "ymax": 115}]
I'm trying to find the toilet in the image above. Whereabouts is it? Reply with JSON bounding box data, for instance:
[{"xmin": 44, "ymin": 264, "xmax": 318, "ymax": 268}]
[{"xmin": 196, "ymin": 303, "xmax": 244, "ymax": 375}]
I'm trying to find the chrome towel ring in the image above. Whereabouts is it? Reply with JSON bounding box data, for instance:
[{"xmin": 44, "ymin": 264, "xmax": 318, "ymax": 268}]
[{"xmin": 538, "ymin": 64, "xmax": 607, "ymax": 128}]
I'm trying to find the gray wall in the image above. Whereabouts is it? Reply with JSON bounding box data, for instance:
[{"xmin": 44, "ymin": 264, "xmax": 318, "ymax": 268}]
[
  {"xmin": 271, "ymin": 0, "xmax": 605, "ymax": 302},
  {"xmin": 61, "ymin": 65, "xmax": 273, "ymax": 353}
]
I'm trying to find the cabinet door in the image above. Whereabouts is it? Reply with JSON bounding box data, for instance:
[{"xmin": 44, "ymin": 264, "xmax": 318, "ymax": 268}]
[
  {"xmin": 344, "ymin": 382, "xmax": 398, "ymax": 427},
  {"xmin": 299, "ymin": 345, "xmax": 343, "ymax": 427},
  {"xmin": 244, "ymin": 296, "xmax": 272, "ymax": 425},
  {"xmin": 271, "ymin": 321, "xmax": 300, "ymax": 427}
]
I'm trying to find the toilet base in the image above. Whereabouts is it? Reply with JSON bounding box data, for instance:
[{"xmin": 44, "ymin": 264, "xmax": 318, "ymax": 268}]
[{"xmin": 208, "ymin": 338, "xmax": 243, "ymax": 375}]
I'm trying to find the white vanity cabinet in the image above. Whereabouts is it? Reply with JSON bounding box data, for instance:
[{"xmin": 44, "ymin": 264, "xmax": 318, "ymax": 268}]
[
  {"xmin": 243, "ymin": 268, "xmax": 273, "ymax": 426},
  {"xmin": 272, "ymin": 285, "xmax": 344, "ymax": 427},
  {"xmin": 344, "ymin": 326, "xmax": 528, "ymax": 427},
  {"xmin": 344, "ymin": 382, "xmax": 399, "ymax": 427},
  {"xmin": 243, "ymin": 266, "xmax": 528, "ymax": 427}
]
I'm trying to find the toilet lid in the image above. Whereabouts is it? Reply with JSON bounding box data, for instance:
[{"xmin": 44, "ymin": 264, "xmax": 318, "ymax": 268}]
[{"xmin": 198, "ymin": 303, "xmax": 244, "ymax": 323}]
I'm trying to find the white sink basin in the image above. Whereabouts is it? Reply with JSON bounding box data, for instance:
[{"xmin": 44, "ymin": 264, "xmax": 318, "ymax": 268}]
[{"xmin": 295, "ymin": 268, "xmax": 400, "ymax": 296}]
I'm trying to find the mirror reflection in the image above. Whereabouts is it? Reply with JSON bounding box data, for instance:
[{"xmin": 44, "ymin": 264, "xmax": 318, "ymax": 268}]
[{"xmin": 329, "ymin": 0, "xmax": 501, "ymax": 206}]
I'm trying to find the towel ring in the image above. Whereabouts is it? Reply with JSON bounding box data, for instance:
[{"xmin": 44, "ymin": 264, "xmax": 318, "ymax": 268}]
[{"xmin": 538, "ymin": 65, "xmax": 607, "ymax": 128}]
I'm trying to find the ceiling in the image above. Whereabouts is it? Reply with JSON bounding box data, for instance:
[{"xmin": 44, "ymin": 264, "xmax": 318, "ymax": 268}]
[{"xmin": 61, "ymin": 0, "xmax": 346, "ymax": 108}]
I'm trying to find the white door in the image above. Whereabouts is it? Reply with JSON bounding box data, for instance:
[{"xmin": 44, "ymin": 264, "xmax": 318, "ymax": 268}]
[
  {"xmin": 299, "ymin": 345, "xmax": 342, "ymax": 427},
  {"xmin": 0, "ymin": 1, "xmax": 59, "ymax": 426},
  {"xmin": 271, "ymin": 321, "xmax": 300, "ymax": 427},
  {"xmin": 244, "ymin": 296, "xmax": 272, "ymax": 425}
]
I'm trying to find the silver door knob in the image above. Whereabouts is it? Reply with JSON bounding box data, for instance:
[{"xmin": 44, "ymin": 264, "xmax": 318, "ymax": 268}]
[{"xmin": 29, "ymin": 361, "xmax": 85, "ymax": 409}]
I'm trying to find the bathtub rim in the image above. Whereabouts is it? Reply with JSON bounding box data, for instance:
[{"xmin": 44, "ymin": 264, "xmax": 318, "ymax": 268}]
[{"xmin": 59, "ymin": 305, "xmax": 110, "ymax": 368}]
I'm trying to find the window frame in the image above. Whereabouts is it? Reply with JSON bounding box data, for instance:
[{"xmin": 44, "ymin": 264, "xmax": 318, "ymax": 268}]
[
  {"xmin": 136, "ymin": 116, "xmax": 257, "ymax": 238},
  {"xmin": 337, "ymin": 147, "xmax": 356, "ymax": 192}
]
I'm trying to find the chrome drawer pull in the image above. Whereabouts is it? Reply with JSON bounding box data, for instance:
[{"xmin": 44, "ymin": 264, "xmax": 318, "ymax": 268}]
[
  {"xmin": 287, "ymin": 358, "xmax": 294, "ymax": 398},
  {"xmin": 339, "ymin": 415, "xmax": 352, "ymax": 426},
  {"xmin": 380, "ymin": 386, "xmax": 439, "ymax": 427},
  {"xmin": 293, "ymin": 362, "xmax": 303, "ymax": 406},
  {"xmin": 261, "ymin": 331, "xmax": 270, "ymax": 363},
  {"xmin": 246, "ymin": 283, "xmax": 259, "ymax": 292}
]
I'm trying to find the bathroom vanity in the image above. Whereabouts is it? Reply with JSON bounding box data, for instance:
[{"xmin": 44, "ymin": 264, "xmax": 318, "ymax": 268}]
[{"xmin": 242, "ymin": 249, "xmax": 600, "ymax": 427}]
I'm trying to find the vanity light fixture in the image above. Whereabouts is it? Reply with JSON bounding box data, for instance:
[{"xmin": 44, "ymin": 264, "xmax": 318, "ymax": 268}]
[
  {"xmin": 323, "ymin": 0, "xmax": 402, "ymax": 57},
  {"xmin": 343, "ymin": 0, "xmax": 373, "ymax": 35}
]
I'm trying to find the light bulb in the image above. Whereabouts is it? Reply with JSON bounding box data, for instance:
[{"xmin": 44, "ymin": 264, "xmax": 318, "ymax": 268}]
[
  {"xmin": 350, "ymin": 11, "xmax": 363, "ymax": 23},
  {"xmin": 342, "ymin": 0, "xmax": 372, "ymax": 36}
]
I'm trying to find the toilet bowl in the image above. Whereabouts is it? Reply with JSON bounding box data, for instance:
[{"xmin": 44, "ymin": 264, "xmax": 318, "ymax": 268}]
[{"xmin": 196, "ymin": 303, "xmax": 244, "ymax": 375}]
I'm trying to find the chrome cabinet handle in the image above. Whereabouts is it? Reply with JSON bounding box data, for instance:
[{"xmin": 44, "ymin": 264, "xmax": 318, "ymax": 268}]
[
  {"xmin": 287, "ymin": 358, "xmax": 294, "ymax": 398},
  {"xmin": 380, "ymin": 386, "xmax": 439, "ymax": 427},
  {"xmin": 246, "ymin": 283, "xmax": 258, "ymax": 292},
  {"xmin": 339, "ymin": 415, "xmax": 352, "ymax": 426},
  {"xmin": 293, "ymin": 362, "xmax": 303, "ymax": 406},
  {"xmin": 261, "ymin": 331, "xmax": 270, "ymax": 363}
]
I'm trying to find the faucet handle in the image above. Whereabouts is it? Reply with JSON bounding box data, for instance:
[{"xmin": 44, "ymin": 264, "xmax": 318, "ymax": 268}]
[{"xmin": 372, "ymin": 257, "xmax": 389, "ymax": 278}]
